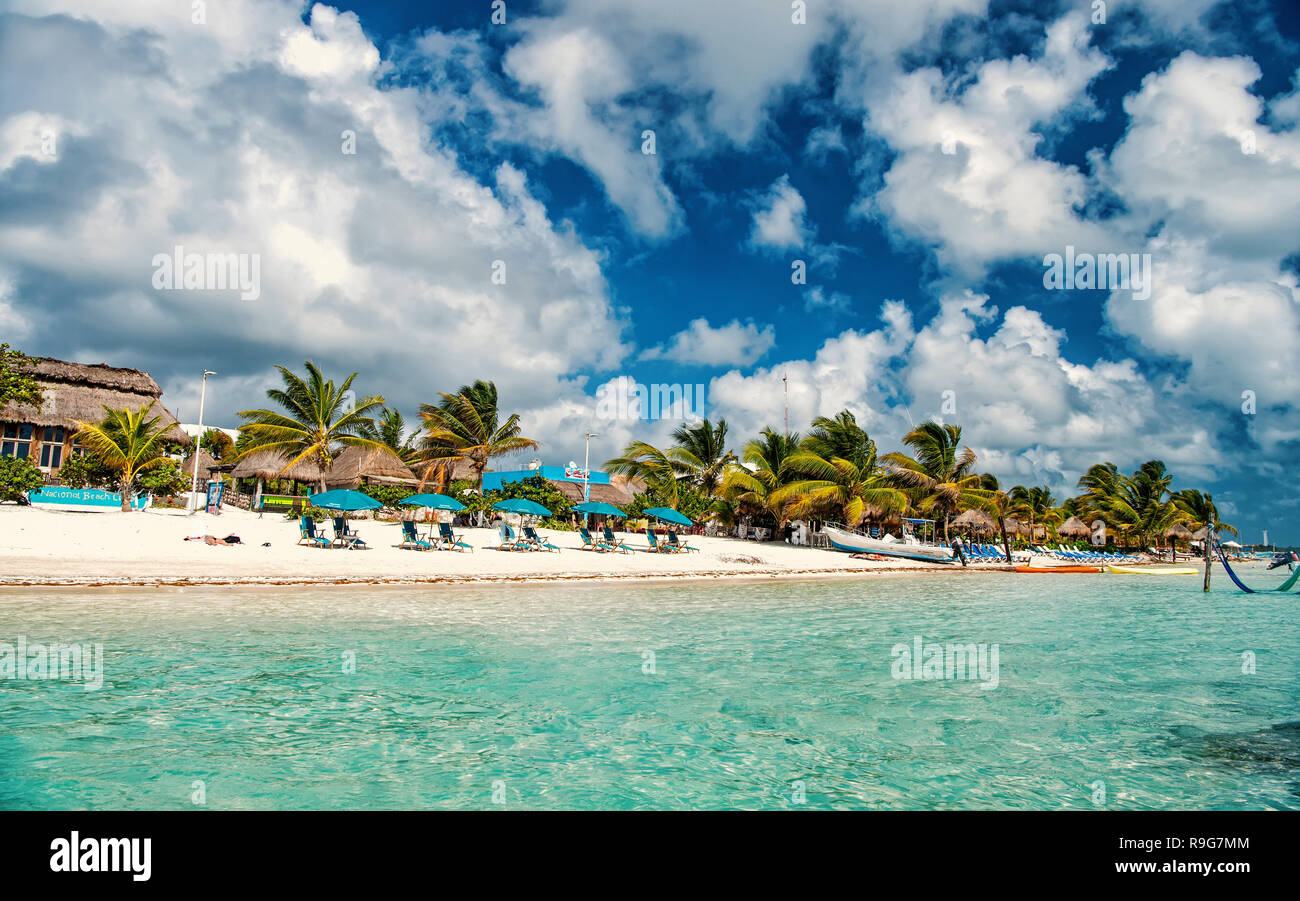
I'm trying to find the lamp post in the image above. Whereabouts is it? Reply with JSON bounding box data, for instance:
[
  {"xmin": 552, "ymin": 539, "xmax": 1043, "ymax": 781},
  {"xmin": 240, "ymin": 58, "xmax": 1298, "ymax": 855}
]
[
  {"xmin": 188, "ymin": 370, "xmax": 216, "ymax": 513},
  {"xmin": 583, "ymin": 431, "xmax": 599, "ymax": 502}
]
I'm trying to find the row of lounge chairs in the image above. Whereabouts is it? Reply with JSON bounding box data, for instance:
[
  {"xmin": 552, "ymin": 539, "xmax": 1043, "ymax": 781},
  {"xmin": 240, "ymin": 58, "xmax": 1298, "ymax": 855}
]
[
  {"xmin": 1032, "ymin": 544, "xmax": 1141, "ymax": 563},
  {"xmin": 298, "ymin": 516, "xmax": 369, "ymax": 550},
  {"xmin": 494, "ymin": 523, "xmax": 559, "ymax": 552},
  {"xmin": 960, "ymin": 543, "xmax": 1031, "ymax": 563},
  {"xmin": 398, "ymin": 520, "xmax": 474, "ymax": 552},
  {"xmin": 580, "ymin": 525, "xmax": 697, "ymax": 554}
]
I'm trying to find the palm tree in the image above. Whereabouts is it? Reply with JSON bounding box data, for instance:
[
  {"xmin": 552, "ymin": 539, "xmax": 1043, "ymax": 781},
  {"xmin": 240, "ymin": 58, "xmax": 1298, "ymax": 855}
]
[
  {"xmin": 802, "ymin": 410, "xmax": 875, "ymax": 471},
  {"xmin": 1075, "ymin": 460, "xmax": 1189, "ymax": 548},
  {"xmin": 415, "ymin": 380, "xmax": 539, "ymax": 494},
  {"xmin": 773, "ymin": 446, "xmax": 909, "ymax": 529},
  {"xmin": 363, "ymin": 407, "xmax": 417, "ymax": 462},
  {"xmin": 605, "ymin": 440, "xmax": 687, "ymax": 506},
  {"xmin": 74, "ymin": 402, "xmax": 173, "ymax": 511},
  {"xmin": 236, "ymin": 361, "xmax": 386, "ymax": 491},
  {"xmin": 722, "ymin": 427, "xmax": 800, "ymax": 526},
  {"xmin": 1173, "ymin": 489, "xmax": 1238, "ymax": 539},
  {"xmin": 1008, "ymin": 485, "xmax": 1060, "ymax": 537},
  {"xmin": 669, "ymin": 418, "xmax": 737, "ymax": 497},
  {"xmin": 880, "ymin": 422, "xmax": 988, "ymax": 541}
]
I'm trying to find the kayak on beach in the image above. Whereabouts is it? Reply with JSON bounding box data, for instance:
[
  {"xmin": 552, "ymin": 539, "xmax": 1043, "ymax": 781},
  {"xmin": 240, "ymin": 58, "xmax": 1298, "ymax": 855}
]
[
  {"xmin": 1014, "ymin": 565, "xmax": 1102, "ymax": 573},
  {"xmin": 1104, "ymin": 565, "xmax": 1199, "ymax": 575}
]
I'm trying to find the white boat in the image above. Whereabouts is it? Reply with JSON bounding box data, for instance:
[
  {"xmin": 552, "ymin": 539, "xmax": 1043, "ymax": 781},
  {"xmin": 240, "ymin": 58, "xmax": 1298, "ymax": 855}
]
[
  {"xmin": 822, "ymin": 522, "xmax": 956, "ymax": 563},
  {"xmin": 27, "ymin": 487, "xmax": 151, "ymax": 512}
]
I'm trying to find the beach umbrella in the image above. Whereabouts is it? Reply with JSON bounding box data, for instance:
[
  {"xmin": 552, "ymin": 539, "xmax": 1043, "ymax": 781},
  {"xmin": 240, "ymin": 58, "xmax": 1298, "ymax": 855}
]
[
  {"xmin": 399, "ymin": 493, "xmax": 466, "ymax": 511},
  {"xmin": 572, "ymin": 501, "xmax": 626, "ymax": 517},
  {"xmin": 1058, "ymin": 516, "xmax": 1092, "ymax": 539},
  {"xmin": 492, "ymin": 498, "xmax": 552, "ymax": 517},
  {"xmin": 308, "ymin": 489, "xmax": 382, "ymax": 511},
  {"xmin": 1222, "ymin": 540, "xmax": 1243, "ymax": 549},
  {"xmin": 951, "ymin": 509, "xmax": 995, "ymax": 533},
  {"xmin": 644, "ymin": 507, "xmax": 694, "ymax": 527}
]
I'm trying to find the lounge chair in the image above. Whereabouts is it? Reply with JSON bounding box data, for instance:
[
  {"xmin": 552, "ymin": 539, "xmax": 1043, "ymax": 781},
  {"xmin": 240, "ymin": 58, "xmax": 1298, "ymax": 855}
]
[
  {"xmin": 602, "ymin": 525, "xmax": 632, "ymax": 554},
  {"xmin": 645, "ymin": 528, "xmax": 665, "ymax": 553},
  {"xmin": 579, "ymin": 527, "xmax": 611, "ymax": 552},
  {"xmin": 666, "ymin": 530, "xmax": 699, "ymax": 553},
  {"xmin": 496, "ymin": 523, "xmax": 529, "ymax": 551},
  {"xmin": 298, "ymin": 516, "xmax": 331, "ymax": 548},
  {"xmin": 398, "ymin": 520, "xmax": 435, "ymax": 551},
  {"xmin": 523, "ymin": 525, "xmax": 559, "ymax": 552},
  {"xmin": 331, "ymin": 516, "xmax": 367, "ymax": 550},
  {"xmin": 437, "ymin": 522, "xmax": 473, "ymax": 552}
]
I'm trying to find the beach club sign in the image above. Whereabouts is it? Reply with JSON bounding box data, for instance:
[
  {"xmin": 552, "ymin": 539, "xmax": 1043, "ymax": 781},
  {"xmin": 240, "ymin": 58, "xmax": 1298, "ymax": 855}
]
[{"xmin": 28, "ymin": 487, "xmax": 151, "ymax": 512}]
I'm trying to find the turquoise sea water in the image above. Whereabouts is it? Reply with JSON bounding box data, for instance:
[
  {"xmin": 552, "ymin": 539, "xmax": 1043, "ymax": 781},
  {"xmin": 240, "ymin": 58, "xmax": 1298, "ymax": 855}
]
[{"xmin": 0, "ymin": 573, "xmax": 1296, "ymax": 810}]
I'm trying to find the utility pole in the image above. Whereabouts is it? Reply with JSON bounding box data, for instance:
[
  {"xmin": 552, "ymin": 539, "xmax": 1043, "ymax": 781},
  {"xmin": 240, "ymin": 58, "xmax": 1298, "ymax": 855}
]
[{"xmin": 188, "ymin": 370, "xmax": 216, "ymax": 513}]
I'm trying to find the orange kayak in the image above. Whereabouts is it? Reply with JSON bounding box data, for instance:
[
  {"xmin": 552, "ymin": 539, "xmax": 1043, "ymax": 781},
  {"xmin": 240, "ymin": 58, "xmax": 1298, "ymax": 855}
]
[{"xmin": 1014, "ymin": 565, "xmax": 1101, "ymax": 574}]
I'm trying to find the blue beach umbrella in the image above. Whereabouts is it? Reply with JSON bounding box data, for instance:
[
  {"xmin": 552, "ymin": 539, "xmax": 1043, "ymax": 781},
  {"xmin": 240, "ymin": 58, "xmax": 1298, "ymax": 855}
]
[
  {"xmin": 308, "ymin": 489, "xmax": 382, "ymax": 511},
  {"xmin": 399, "ymin": 493, "xmax": 466, "ymax": 511},
  {"xmin": 492, "ymin": 498, "xmax": 552, "ymax": 516},
  {"xmin": 644, "ymin": 507, "xmax": 693, "ymax": 527},
  {"xmin": 572, "ymin": 501, "xmax": 626, "ymax": 517}
]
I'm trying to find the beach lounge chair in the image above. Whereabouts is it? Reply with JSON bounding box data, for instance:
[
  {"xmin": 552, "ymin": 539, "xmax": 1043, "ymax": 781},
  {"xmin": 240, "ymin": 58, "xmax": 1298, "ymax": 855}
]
[
  {"xmin": 331, "ymin": 516, "xmax": 367, "ymax": 550},
  {"xmin": 437, "ymin": 522, "xmax": 473, "ymax": 552},
  {"xmin": 666, "ymin": 530, "xmax": 699, "ymax": 554},
  {"xmin": 523, "ymin": 525, "xmax": 559, "ymax": 552},
  {"xmin": 645, "ymin": 528, "xmax": 666, "ymax": 553},
  {"xmin": 496, "ymin": 523, "xmax": 530, "ymax": 551},
  {"xmin": 398, "ymin": 520, "xmax": 435, "ymax": 551},
  {"xmin": 579, "ymin": 527, "xmax": 611, "ymax": 552},
  {"xmin": 297, "ymin": 516, "xmax": 331, "ymax": 548},
  {"xmin": 602, "ymin": 525, "xmax": 632, "ymax": 553}
]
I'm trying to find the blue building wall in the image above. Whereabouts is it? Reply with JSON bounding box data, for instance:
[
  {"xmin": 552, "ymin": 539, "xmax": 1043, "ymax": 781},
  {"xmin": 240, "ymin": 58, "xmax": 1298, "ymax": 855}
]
[{"xmin": 481, "ymin": 466, "xmax": 611, "ymax": 492}]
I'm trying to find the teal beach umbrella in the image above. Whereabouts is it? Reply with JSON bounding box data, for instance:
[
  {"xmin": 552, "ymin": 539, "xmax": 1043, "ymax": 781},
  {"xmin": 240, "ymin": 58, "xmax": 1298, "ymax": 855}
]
[
  {"xmin": 308, "ymin": 489, "xmax": 382, "ymax": 511},
  {"xmin": 644, "ymin": 507, "xmax": 693, "ymax": 527},
  {"xmin": 399, "ymin": 493, "xmax": 466, "ymax": 511},
  {"xmin": 572, "ymin": 501, "xmax": 626, "ymax": 517},
  {"xmin": 492, "ymin": 498, "xmax": 551, "ymax": 516}
]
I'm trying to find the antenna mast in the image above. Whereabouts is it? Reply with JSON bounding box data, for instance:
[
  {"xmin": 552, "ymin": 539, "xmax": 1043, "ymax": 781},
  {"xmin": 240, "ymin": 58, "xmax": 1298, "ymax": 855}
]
[{"xmin": 783, "ymin": 370, "xmax": 789, "ymax": 437}]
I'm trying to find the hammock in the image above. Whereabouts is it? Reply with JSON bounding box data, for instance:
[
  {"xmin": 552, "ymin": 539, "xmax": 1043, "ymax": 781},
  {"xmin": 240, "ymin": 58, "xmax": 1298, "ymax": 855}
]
[{"xmin": 1213, "ymin": 540, "xmax": 1300, "ymax": 593}]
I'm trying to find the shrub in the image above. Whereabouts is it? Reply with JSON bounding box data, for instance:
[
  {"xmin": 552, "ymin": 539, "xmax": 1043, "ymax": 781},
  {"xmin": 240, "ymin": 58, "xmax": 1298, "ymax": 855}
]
[
  {"xmin": 138, "ymin": 458, "xmax": 188, "ymax": 498},
  {"xmin": 0, "ymin": 456, "xmax": 44, "ymax": 502},
  {"xmin": 56, "ymin": 452, "xmax": 115, "ymax": 489}
]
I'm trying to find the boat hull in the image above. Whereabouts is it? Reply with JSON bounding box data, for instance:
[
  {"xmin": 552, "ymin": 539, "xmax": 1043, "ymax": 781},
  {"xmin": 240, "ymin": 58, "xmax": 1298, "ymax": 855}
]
[
  {"xmin": 1015, "ymin": 565, "xmax": 1101, "ymax": 573},
  {"xmin": 823, "ymin": 526, "xmax": 956, "ymax": 563},
  {"xmin": 27, "ymin": 487, "xmax": 151, "ymax": 512},
  {"xmin": 1104, "ymin": 565, "xmax": 1198, "ymax": 575}
]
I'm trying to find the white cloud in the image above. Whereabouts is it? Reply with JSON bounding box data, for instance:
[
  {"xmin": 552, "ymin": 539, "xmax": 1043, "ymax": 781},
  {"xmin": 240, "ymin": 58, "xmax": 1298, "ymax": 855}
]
[
  {"xmin": 640, "ymin": 318, "xmax": 776, "ymax": 367},
  {"xmin": 749, "ymin": 175, "xmax": 810, "ymax": 249},
  {"xmin": 803, "ymin": 286, "xmax": 851, "ymax": 314}
]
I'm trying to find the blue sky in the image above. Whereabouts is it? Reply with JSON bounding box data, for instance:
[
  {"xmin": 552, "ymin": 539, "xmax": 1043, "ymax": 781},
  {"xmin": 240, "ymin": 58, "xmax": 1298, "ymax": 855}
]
[{"xmin": 1, "ymin": 0, "xmax": 1298, "ymax": 541}]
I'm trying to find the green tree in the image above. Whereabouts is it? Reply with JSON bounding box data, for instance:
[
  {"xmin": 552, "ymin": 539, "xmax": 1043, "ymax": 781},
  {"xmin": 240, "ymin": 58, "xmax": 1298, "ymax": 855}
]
[
  {"xmin": 802, "ymin": 411, "xmax": 875, "ymax": 472},
  {"xmin": 56, "ymin": 452, "xmax": 115, "ymax": 489},
  {"xmin": 236, "ymin": 361, "xmax": 386, "ymax": 492},
  {"xmin": 200, "ymin": 428, "xmax": 234, "ymax": 460},
  {"xmin": 722, "ymin": 427, "xmax": 800, "ymax": 526},
  {"xmin": 1008, "ymin": 485, "xmax": 1060, "ymax": 533},
  {"xmin": 138, "ymin": 458, "xmax": 188, "ymax": 498},
  {"xmin": 73, "ymin": 402, "xmax": 173, "ymax": 510},
  {"xmin": 415, "ymin": 380, "xmax": 540, "ymax": 494},
  {"xmin": 668, "ymin": 418, "xmax": 736, "ymax": 497},
  {"xmin": 880, "ymin": 422, "xmax": 990, "ymax": 541},
  {"xmin": 0, "ymin": 344, "xmax": 42, "ymax": 410},
  {"xmin": 773, "ymin": 448, "xmax": 909, "ymax": 529},
  {"xmin": 363, "ymin": 407, "xmax": 417, "ymax": 462},
  {"xmin": 1172, "ymin": 488, "xmax": 1238, "ymax": 539},
  {"xmin": 0, "ymin": 455, "xmax": 44, "ymax": 502}
]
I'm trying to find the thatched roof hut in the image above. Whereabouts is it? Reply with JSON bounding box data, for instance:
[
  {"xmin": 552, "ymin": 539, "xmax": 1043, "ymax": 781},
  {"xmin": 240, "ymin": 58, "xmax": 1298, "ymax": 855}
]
[
  {"xmin": 0, "ymin": 358, "xmax": 188, "ymax": 442},
  {"xmin": 551, "ymin": 479, "xmax": 636, "ymax": 507},
  {"xmin": 952, "ymin": 509, "xmax": 995, "ymax": 533},
  {"xmin": 229, "ymin": 448, "xmax": 326, "ymax": 483},
  {"xmin": 182, "ymin": 448, "xmax": 219, "ymax": 484},
  {"xmin": 325, "ymin": 446, "xmax": 419, "ymax": 488},
  {"xmin": 1058, "ymin": 516, "xmax": 1092, "ymax": 539},
  {"xmin": 1163, "ymin": 522, "xmax": 1194, "ymax": 541}
]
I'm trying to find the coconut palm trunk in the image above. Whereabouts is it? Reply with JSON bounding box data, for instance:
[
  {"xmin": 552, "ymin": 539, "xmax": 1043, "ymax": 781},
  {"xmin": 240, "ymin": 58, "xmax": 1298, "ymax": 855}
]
[{"xmin": 998, "ymin": 517, "xmax": 1012, "ymax": 563}]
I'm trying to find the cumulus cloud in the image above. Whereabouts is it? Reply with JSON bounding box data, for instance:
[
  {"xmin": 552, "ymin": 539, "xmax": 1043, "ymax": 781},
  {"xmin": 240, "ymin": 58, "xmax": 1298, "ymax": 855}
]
[
  {"xmin": 748, "ymin": 175, "xmax": 811, "ymax": 249},
  {"xmin": 640, "ymin": 318, "xmax": 776, "ymax": 367}
]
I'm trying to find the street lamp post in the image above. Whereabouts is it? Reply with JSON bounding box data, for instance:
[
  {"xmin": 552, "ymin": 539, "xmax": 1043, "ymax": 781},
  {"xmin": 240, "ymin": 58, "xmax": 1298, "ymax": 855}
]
[
  {"xmin": 188, "ymin": 370, "xmax": 216, "ymax": 513},
  {"xmin": 583, "ymin": 431, "xmax": 599, "ymax": 502}
]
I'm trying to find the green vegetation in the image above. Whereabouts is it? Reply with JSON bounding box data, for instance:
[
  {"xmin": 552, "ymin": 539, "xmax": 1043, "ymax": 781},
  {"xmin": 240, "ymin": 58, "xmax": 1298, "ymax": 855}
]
[
  {"xmin": 72, "ymin": 402, "xmax": 173, "ymax": 510},
  {"xmin": 0, "ymin": 455, "xmax": 44, "ymax": 502},
  {"xmin": 0, "ymin": 344, "xmax": 42, "ymax": 410}
]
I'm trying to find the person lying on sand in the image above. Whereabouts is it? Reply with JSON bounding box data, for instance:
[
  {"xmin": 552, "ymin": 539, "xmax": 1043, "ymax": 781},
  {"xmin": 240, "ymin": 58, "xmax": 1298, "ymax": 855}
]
[{"xmin": 183, "ymin": 535, "xmax": 242, "ymax": 546}]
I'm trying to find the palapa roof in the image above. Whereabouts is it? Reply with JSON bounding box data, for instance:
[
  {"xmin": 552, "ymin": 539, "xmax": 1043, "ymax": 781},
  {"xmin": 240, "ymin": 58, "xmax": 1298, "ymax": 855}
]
[
  {"xmin": 229, "ymin": 448, "xmax": 326, "ymax": 482},
  {"xmin": 1058, "ymin": 516, "xmax": 1092, "ymax": 538},
  {"xmin": 182, "ymin": 448, "xmax": 219, "ymax": 483},
  {"xmin": 952, "ymin": 509, "xmax": 996, "ymax": 532},
  {"xmin": 325, "ymin": 445, "xmax": 419, "ymax": 488},
  {"xmin": 0, "ymin": 358, "xmax": 188, "ymax": 442},
  {"xmin": 551, "ymin": 479, "xmax": 635, "ymax": 506}
]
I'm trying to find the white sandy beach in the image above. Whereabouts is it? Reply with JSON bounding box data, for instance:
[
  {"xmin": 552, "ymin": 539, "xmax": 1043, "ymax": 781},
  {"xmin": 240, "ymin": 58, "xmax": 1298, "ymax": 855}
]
[{"xmin": 0, "ymin": 504, "xmax": 1016, "ymax": 586}]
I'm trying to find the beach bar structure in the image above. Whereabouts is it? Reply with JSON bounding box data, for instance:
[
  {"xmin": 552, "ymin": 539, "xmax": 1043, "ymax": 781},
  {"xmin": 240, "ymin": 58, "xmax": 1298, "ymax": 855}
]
[
  {"xmin": 0, "ymin": 358, "xmax": 188, "ymax": 478},
  {"xmin": 481, "ymin": 465, "xmax": 640, "ymax": 506}
]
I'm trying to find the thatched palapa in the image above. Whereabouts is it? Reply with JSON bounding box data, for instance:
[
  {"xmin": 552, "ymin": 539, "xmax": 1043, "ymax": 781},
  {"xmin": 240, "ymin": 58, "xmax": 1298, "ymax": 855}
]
[
  {"xmin": 0, "ymin": 358, "xmax": 188, "ymax": 442},
  {"xmin": 229, "ymin": 448, "xmax": 327, "ymax": 483},
  {"xmin": 1058, "ymin": 516, "xmax": 1092, "ymax": 539},
  {"xmin": 325, "ymin": 446, "xmax": 419, "ymax": 489}
]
